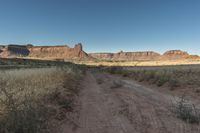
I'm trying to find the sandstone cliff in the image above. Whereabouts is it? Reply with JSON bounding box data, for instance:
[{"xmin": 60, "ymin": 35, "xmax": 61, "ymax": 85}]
[
  {"xmin": 90, "ymin": 51, "xmax": 161, "ymax": 61},
  {"xmin": 90, "ymin": 50, "xmax": 196, "ymax": 61},
  {"xmin": 28, "ymin": 43, "xmax": 89, "ymax": 60},
  {"xmin": 0, "ymin": 43, "xmax": 90, "ymax": 60},
  {"xmin": 1, "ymin": 43, "xmax": 198, "ymax": 61},
  {"xmin": 162, "ymin": 50, "xmax": 189, "ymax": 60},
  {"xmin": 0, "ymin": 45, "xmax": 30, "ymax": 57},
  {"xmin": 89, "ymin": 53, "xmax": 114, "ymax": 60}
]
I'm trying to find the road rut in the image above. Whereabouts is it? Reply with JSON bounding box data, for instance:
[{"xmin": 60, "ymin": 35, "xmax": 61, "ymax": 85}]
[{"xmin": 61, "ymin": 71, "xmax": 200, "ymax": 133}]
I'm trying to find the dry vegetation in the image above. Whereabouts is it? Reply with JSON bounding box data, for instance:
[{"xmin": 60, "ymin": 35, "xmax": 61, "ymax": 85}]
[
  {"xmin": 105, "ymin": 65, "xmax": 200, "ymax": 124},
  {"xmin": 107, "ymin": 65, "xmax": 200, "ymax": 91},
  {"xmin": 77, "ymin": 59, "xmax": 200, "ymax": 67},
  {"xmin": 0, "ymin": 65, "xmax": 83, "ymax": 133},
  {"xmin": 170, "ymin": 94, "xmax": 200, "ymax": 124}
]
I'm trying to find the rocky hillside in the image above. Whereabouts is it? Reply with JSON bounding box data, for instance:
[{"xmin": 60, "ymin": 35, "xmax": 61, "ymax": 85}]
[
  {"xmin": 0, "ymin": 43, "xmax": 90, "ymax": 60},
  {"xmin": 90, "ymin": 50, "xmax": 198, "ymax": 61}
]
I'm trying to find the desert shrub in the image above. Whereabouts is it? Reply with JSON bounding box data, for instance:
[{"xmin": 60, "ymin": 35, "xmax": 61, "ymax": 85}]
[
  {"xmin": 96, "ymin": 78, "xmax": 104, "ymax": 84},
  {"xmin": 136, "ymin": 71, "xmax": 143, "ymax": 82},
  {"xmin": 121, "ymin": 71, "xmax": 131, "ymax": 77},
  {"xmin": 169, "ymin": 78, "xmax": 180, "ymax": 90},
  {"xmin": 108, "ymin": 67, "xmax": 123, "ymax": 74},
  {"xmin": 170, "ymin": 95, "xmax": 200, "ymax": 124},
  {"xmin": 0, "ymin": 66, "xmax": 82, "ymax": 133},
  {"xmin": 106, "ymin": 65, "xmax": 200, "ymax": 91},
  {"xmin": 155, "ymin": 75, "xmax": 170, "ymax": 87},
  {"xmin": 144, "ymin": 71, "xmax": 156, "ymax": 81},
  {"xmin": 195, "ymin": 88, "xmax": 200, "ymax": 93},
  {"xmin": 132, "ymin": 71, "xmax": 140, "ymax": 80},
  {"xmin": 111, "ymin": 80, "xmax": 124, "ymax": 89}
]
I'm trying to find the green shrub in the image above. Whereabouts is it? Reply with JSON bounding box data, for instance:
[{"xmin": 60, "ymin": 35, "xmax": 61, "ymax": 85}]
[
  {"xmin": 169, "ymin": 79, "xmax": 180, "ymax": 90},
  {"xmin": 156, "ymin": 75, "xmax": 169, "ymax": 87}
]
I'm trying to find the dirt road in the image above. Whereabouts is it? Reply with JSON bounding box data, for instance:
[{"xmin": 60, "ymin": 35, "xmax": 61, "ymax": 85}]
[{"xmin": 61, "ymin": 71, "xmax": 200, "ymax": 133}]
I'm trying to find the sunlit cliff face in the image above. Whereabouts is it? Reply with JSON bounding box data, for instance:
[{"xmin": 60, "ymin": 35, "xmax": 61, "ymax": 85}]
[
  {"xmin": 89, "ymin": 50, "xmax": 191, "ymax": 61},
  {"xmin": 0, "ymin": 43, "xmax": 89, "ymax": 60}
]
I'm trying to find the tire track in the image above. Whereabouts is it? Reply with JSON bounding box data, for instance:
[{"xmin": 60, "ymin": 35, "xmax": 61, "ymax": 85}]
[
  {"xmin": 102, "ymin": 73, "xmax": 200, "ymax": 133},
  {"xmin": 72, "ymin": 72, "xmax": 137, "ymax": 133},
  {"xmin": 61, "ymin": 71, "xmax": 200, "ymax": 133}
]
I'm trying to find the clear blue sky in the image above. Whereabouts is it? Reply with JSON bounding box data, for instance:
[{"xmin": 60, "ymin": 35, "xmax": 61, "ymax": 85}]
[{"xmin": 0, "ymin": 0, "xmax": 200, "ymax": 55}]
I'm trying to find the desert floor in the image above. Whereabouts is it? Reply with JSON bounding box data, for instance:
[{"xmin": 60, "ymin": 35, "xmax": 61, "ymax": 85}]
[{"xmin": 60, "ymin": 70, "xmax": 200, "ymax": 133}]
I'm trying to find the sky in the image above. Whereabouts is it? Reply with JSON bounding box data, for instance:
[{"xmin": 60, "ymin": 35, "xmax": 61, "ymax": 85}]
[{"xmin": 0, "ymin": 0, "xmax": 200, "ymax": 54}]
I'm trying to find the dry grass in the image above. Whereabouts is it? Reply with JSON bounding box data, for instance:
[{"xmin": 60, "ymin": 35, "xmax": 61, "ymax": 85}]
[
  {"xmin": 0, "ymin": 66, "xmax": 82, "ymax": 133},
  {"xmin": 107, "ymin": 65, "xmax": 200, "ymax": 90},
  {"xmin": 170, "ymin": 95, "xmax": 200, "ymax": 124},
  {"xmin": 77, "ymin": 59, "xmax": 200, "ymax": 67}
]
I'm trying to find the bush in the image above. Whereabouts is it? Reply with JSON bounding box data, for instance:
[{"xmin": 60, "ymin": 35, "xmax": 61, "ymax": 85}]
[
  {"xmin": 96, "ymin": 78, "xmax": 104, "ymax": 84},
  {"xmin": 169, "ymin": 79, "xmax": 180, "ymax": 90},
  {"xmin": 156, "ymin": 76, "xmax": 169, "ymax": 87},
  {"xmin": 106, "ymin": 66, "xmax": 200, "ymax": 91},
  {"xmin": 0, "ymin": 66, "xmax": 82, "ymax": 133},
  {"xmin": 108, "ymin": 67, "xmax": 122, "ymax": 74},
  {"xmin": 170, "ymin": 95, "xmax": 200, "ymax": 124},
  {"xmin": 111, "ymin": 80, "xmax": 124, "ymax": 89}
]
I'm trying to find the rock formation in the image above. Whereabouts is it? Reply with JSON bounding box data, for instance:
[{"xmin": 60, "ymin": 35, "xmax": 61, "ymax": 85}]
[
  {"xmin": 0, "ymin": 43, "xmax": 198, "ymax": 61},
  {"xmin": 89, "ymin": 53, "xmax": 114, "ymax": 60},
  {"xmin": 0, "ymin": 45, "xmax": 29, "ymax": 57},
  {"xmin": 28, "ymin": 43, "xmax": 90, "ymax": 60},
  {"xmin": 162, "ymin": 50, "xmax": 189, "ymax": 59},
  {"xmin": 0, "ymin": 43, "xmax": 90, "ymax": 60},
  {"xmin": 90, "ymin": 51, "xmax": 161, "ymax": 61},
  {"xmin": 90, "ymin": 50, "xmax": 196, "ymax": 61}
]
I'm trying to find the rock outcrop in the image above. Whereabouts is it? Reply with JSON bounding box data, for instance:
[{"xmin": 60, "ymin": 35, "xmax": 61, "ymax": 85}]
[
  {"xmin": 0, "ymin": 43, "xmax": 198, "ymax": 61},
  {"xmin": 162, "ymin": 50, "xmax": 189, "ymax": 59},
  {"xmin": 113, "ymin": 51, "xmax": 161, "ymax": 61},
  {"xmin": 28, "ymin": 43, "xmax": 89, "ymax": 59},
  {"xmin": 90, "ymin": 50, "xmax": 196, "ymax": 61},
  {"xmin": 0, "ymin": 43, "xmax": 90, "ymax": 60},
  {"xmin": 89, "ymin": 53, "xmax": 114, "ymax": 60},
  {"xmin": 90, "ymin": 51, "xmax": 161, "ymax": 61}
]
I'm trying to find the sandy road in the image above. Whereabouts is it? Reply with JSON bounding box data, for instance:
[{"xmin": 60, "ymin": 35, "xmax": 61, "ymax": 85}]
[{"xmin": 61, "ymin": 71, "xmax": 200, "ymax": 133}]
